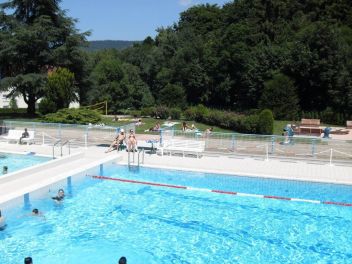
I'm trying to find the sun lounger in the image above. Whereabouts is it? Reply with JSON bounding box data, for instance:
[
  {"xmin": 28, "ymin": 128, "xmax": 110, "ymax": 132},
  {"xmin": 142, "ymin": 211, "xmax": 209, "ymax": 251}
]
[
  {"xmin": 158, "ymin": 139, "xmax": 205, "ymax": 158},
  {"xmin": 2, "ymin": 129, "xmax": 35, "ymax": 144}
]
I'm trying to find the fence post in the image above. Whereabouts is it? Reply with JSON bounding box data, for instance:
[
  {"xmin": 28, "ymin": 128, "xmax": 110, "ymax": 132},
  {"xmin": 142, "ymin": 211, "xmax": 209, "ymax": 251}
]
[
  {"xmin": 311, "ymin": 138, "xmax": 316, "ymax": 157},
  {"xmin": 271, "ymin": 136, "xmax": 275, "ymax": 154},
  {"xmin": 160, "ymin": 130, "xmax": 163, "ymax": 146},
  {"xmin": 58, "ymin": 123, "xmax": 62, "ymax": 141},
  {"xmin": 265, "ymin": 144, "xmax": 269, "ymax": 161},
  {"xmin": 84, "ymin": 134, "xmax": 88, "ymax": 149},
  {"xmin": 231, "ymin": 134, "xmax": 236, "ymax": 152},
  {"xmin": 329, "ymin": 148, "xmax": 333, "ymax": 166}
]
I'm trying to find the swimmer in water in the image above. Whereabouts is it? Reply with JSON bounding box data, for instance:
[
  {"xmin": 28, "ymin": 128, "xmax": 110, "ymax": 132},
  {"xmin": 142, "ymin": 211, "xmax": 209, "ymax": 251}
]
[
  {"xmin": 52, "ymin": 189, "xmax": 65, "ymax": 202},
  {"xmin": 31, "ymin": 208, "xmax": 45, "ymax": 219}
]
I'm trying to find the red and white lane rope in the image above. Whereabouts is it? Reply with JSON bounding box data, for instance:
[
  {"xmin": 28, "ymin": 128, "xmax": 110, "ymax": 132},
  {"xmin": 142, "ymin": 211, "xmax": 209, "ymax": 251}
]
[{"xmin": 91, "ymin": 175, "xmax": 352, "ymax": 208}]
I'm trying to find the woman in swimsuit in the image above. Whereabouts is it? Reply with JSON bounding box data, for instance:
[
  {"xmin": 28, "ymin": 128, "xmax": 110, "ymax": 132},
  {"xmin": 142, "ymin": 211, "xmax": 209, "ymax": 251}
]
[{"xmin": 127, "ymin": 129, "xmax": 137, "ymax": 152}]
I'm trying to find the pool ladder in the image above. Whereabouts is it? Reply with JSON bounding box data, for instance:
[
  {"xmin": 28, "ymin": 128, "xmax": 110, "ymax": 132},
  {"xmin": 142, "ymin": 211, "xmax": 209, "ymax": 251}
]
[
  {"xmin": 128, "ymin": 148, "xmax": 144, "ymax": 169},
  {"xmin": 52, "ymin": 139, "xmax": 72, "ymax": 159}
]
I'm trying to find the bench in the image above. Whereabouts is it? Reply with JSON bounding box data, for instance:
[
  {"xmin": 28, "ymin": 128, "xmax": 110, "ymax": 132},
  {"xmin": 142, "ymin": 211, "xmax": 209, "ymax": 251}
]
[
  {"xmin": 300, "ymin": 119, "xmax": 320, "ymax": 127},
  {"xmin": 2, "ymin": 129, "xmax": 35, "ymax": 144},
  {"xmin": 347, "ymin": 121, "xmax": 352, "ymax": 129},
  {"xmin": 158, "ymin": 139, "xmax": 205, "ymax": 158}
]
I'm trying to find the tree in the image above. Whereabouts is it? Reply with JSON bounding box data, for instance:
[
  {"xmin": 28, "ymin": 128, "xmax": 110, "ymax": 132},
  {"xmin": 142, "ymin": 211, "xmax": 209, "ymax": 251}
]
[
  {"xmin": 259, "ymin": 73, "xmax": 300, "ymax": 120},
  {"xmin": 46, "ymin": 67, "xmax": 77, "ymax": 109},
  {"xmin": 158, "ymin": 83, "xmax": 186, "ymax": 108},
  {"xmin": 0, "ymin": 0, "xmax": 88, "ymax": 115},
  {"xmin": 9, "ymin": 97, "xmax": 18, "ymax": 110}
]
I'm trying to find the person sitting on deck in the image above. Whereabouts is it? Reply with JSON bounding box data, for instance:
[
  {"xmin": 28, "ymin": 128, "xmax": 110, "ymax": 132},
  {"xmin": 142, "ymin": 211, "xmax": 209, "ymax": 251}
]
[
  {"xmin": 205, "ymin": 127, "xmax": 213, "ymax": 136},
  {"xmin": 19, "ymin": 128, "xmax": 29, "ymax": 144},
  {"xmin": 146, "ymin": 123, "xmax": 160, "ymax": 132},
  {"xmin": 127, "ymin": 129, "xmax": 137, "ymax": 152},
  {"xmin": 182, "ymin": 122, "xmax": 190, "ymax": 132},
  {"xmin": 106, "ymin": 129, "xmax": 126, "ymax": 153}
]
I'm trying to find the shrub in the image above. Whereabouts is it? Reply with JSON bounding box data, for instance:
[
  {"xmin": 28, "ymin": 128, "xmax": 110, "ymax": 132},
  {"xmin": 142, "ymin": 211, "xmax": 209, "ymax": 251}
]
[
  {"xmin": 259, "ymin": 73, "xmax": 300, "ymax": 120},
  {"xmin": 257, "ymin": 109, "xmax": 274, "ymax": 135},
  {"xmin": 184, "ymin": 106, "xmax": 272, "ymax": 134},
  {"xmin": 41, "ymin": 108, "xmax": 102, "ymax": 124},
  {"xmin": 38, "ymin": 98, "xmax": 57, "ymax": 115},
  {"xmin": 184, "ymin": 107, "xmax": 197, "ymax": 121},
  {"xmin": 300, "ymin": 109, "xmax": 346, "ymax": 125},
  {"xmin": 170, "ymin": 108, "xmax": 182, "ymax": 119},
  {"xmin": 184, "ymin": 105, "xmax": 209, "ymax": 122},
  {"xmin": 129, "ymin": 109, "xmax": 141, "ymax": 117},
  {"xmin": 154, "ymin": 106, "xmax": 170, "ymax": 119},
  {"xmin": 140, "ymin": 107, "xmax": 156, "ymax": 117}
]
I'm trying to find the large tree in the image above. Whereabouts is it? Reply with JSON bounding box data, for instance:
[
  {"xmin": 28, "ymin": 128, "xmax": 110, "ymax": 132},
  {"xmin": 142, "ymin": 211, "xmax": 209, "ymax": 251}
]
[{"xmin": 0, "ymin": 0, "xmax": 88, "ymax": 115}]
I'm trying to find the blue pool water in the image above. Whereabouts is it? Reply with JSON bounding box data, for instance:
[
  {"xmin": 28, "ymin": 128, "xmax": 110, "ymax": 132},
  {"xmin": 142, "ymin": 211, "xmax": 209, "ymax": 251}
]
[
  {"xmin": 0, "ymin": 165, "xmax": 352, "ymax": 264},
  {"xmin": 0, "ymin": 152, "xmax": 50, "ymax": 175}
]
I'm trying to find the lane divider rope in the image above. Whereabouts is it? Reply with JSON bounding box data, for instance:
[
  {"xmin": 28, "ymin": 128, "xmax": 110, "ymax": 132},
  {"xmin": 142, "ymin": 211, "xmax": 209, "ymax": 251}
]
[{"xmin": 90, "ymin": 175, "xmax": 352, "ymax": 207}]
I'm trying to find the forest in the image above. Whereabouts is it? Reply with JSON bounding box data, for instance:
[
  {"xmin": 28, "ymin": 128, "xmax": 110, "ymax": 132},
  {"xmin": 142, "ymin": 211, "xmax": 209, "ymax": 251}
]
[{"xmin": 1, "ymin": 0, "xmax": 352, "ymax": 123}]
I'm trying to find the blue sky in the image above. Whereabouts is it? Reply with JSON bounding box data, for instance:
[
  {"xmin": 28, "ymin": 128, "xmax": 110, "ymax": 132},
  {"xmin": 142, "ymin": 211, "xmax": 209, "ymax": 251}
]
[{"xmin": 59, "ymin": 0, "xmax": 230, "ymax": 41}]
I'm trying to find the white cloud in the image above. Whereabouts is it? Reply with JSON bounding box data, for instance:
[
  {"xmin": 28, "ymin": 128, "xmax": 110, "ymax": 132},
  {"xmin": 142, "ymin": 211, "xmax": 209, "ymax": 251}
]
[{"xmin": 179, "ymin": 0, "xmax": 193, "ymax": 6}]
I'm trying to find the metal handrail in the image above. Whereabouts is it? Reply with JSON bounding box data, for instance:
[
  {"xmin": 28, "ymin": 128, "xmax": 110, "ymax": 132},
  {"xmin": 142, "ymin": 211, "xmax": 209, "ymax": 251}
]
[
  {"xmin": 60, "ymin": 140, "xmax": 73, "ymax": 157},
  {"xmin": 52, "ymin": 139, "xmax": 62, "ymax": 159},
  {"xmin": 42, "ymin": 132, "xmax": 59, "ymax": 145},
  {"xmin": 128, "ymin": 148, "xmax": 144, "ymax": 168}
]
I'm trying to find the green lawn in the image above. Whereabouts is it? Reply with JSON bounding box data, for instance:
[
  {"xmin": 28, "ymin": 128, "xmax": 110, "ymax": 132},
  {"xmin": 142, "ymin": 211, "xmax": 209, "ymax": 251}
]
[
  {"xmin": 101, "ymin": 117, "xmax": 233, "ymax": 134},
  {"xmin": 2, "ymin": 115, "xmax": 333, "ymax": 136}
]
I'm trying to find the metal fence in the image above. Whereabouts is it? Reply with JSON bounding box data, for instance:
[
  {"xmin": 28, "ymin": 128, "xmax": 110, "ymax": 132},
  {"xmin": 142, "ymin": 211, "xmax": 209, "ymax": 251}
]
[
  {"xmin": 1, "ymin": 121, "xmax": 351, "ymax": 164},
  {"xmin": 161, "ymin": 129, "xmax": 352, "ymax": 164},
  {"xmin": 2, "ymin": 120, "xmax": 136, "ymax": 147}
]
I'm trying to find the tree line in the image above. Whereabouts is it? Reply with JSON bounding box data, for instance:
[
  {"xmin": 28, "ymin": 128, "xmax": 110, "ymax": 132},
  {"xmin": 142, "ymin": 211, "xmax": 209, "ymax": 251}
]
[{"xmin": 1, "ymin": 0, "xmax": 352, "ymax": 122}]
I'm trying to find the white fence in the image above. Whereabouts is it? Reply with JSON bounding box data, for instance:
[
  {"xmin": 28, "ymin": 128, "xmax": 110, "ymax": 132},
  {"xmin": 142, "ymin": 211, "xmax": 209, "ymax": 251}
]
[
  {"xmin": 2, "ymin": 121, "xmax": 136, "ymax": 148},
  {"xmin": 161, "ymin": 130, "xmax": 352, "ymax": 164}
]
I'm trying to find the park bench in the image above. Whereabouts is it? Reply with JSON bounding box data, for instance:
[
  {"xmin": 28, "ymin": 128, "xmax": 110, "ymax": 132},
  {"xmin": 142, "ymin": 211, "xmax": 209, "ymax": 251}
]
[{"xmin": 299, "ymin": 119, "xmax": 321, "ymax": 136}]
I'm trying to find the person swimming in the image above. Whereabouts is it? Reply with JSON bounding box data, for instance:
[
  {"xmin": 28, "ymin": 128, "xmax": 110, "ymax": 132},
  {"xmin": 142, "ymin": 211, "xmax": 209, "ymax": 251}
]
[
  {"xmin": 52, "ymin": 189, "xmax": 65, "ymax": 202},
  {"xmin": 0, "ymin": 209, "xmax": 6, "ymax": 230}
]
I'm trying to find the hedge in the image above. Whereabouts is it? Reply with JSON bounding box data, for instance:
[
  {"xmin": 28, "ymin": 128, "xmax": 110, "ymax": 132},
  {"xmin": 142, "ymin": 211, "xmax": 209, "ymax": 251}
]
[
  {"xmin": 41, "ymin": 108, "xmax": 102, "ymax": 124},
  {"xmin": 184, "ymin": 105, "xmax": 274, "ymax": 135}
]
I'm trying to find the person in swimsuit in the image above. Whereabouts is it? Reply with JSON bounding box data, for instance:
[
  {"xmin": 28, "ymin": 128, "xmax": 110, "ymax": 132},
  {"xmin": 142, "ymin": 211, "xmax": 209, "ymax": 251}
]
[
  {"xmin": 52, "ymin": 189, "xmax": 65, "ymax": 202},
  {"xmin": 127, "ymin": 129, "xmax": 137, "ymax": 152},
  {"xmin": 106, "ymin": 129, "xmax": 126, "ymax": 153}
]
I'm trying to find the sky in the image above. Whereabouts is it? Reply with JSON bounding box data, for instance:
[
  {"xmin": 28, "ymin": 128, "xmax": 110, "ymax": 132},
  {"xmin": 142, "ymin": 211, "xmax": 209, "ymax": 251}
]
[{"xmin": 59, "ymin": 0, "xmax": 231, "ymax": 41}]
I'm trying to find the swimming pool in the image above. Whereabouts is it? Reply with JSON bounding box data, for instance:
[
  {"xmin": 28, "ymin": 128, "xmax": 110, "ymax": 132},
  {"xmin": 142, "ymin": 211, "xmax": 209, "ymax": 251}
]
[
  {"xmin": 0, "ymin": 165, "xmax": 352, "ymax": 263},
  {"xmin": 0, "ymin": 152, "xmax": 50, "ymax": 175}
]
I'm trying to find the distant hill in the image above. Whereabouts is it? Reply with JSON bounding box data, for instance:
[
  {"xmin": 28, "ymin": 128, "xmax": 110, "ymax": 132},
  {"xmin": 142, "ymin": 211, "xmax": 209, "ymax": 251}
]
[{"xmin": 85, "ymin": 40, "xmax": 141, "ymax": 51}]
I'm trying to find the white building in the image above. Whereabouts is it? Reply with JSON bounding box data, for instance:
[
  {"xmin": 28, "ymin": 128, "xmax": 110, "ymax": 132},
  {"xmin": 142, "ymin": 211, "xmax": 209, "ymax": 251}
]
[
  {"xmin": 0, "ymin": 92, "xmax": 80, "ymax": 109},
  {"xmin": 0, "ymin": 92, "xmax": 27, "ymax": 108}
]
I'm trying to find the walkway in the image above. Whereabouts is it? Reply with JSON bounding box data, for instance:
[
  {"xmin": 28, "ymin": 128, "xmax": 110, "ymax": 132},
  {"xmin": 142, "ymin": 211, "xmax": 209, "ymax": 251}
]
[{"xmin": 0, "ymin": 143, "xmax": 120, "ymax": 205}]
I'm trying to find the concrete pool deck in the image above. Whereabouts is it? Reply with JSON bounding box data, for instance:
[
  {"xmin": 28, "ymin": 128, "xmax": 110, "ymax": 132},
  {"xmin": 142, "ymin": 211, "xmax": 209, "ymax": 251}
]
[
  {"xmin": 119, "ymin": 151, "xmax": 352, "ymax": 186},
  {"xmin": 0, "ymin": 142, "xmax": 352, "ymax": 207},
  {"xmin": 0, "ymin": 143, "xmax": 121, "ymax": 205}
]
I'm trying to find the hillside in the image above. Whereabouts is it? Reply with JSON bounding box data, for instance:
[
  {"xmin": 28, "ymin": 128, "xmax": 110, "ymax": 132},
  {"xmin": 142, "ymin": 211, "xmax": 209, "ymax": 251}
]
[{"xmin": 85, "ymin": 40, "xmax": 140, "ymax": 51}]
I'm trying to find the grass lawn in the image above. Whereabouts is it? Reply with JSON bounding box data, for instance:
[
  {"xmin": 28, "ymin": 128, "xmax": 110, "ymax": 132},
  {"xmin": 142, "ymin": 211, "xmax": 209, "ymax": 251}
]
[
  {"xmin": 273, "ymin": 120, "xmax": 290, "ymax": 135},
  {"xmin": 102, "ymin": 117, "xmax": 233, "ymax": 134}
]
